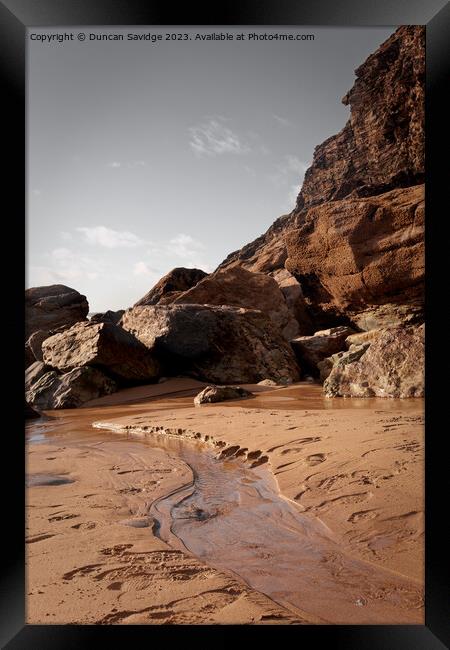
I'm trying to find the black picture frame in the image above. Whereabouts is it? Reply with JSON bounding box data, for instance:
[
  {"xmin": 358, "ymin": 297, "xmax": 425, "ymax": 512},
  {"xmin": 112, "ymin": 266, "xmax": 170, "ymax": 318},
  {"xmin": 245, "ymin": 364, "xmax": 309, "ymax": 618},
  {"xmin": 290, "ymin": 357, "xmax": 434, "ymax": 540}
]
[{"xmin": 2, "ymin": 0, "xmax": 449, "ymax": 647}]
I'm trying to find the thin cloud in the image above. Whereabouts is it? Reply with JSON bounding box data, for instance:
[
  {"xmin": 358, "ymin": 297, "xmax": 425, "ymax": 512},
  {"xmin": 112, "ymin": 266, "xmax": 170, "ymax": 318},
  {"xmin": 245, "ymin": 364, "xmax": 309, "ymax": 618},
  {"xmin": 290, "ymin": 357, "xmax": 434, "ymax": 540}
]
[
  {"xmin": 31, "ymin": 248, "xmax": 103, "ymax": 284},
  {"xmin": 273, "ymin": 114, "xmax": 293, "ymax": 127},
  {"xmin": 189, "ymin": 117, "xmax": 250, "ymax": 157},
  {"xmin": 107, "ymin": 160, "xmax": 146, "ymax": 168},
  {"xmin": 77, "ymin": 226, "xmax": 145, "ymax": 249},
  {"xmin": 146, "ymin": 233, "xmax": 213, "ymax": 272}
]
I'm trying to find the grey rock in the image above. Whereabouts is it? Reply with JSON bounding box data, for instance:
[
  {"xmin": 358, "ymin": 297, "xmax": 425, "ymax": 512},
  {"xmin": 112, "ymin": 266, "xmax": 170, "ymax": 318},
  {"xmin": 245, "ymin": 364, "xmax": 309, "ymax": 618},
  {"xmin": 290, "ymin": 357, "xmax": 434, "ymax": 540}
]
[
  {"xmin": 26, "ymin": 366, "xmax": 117, "ymax": 410},
  {"xmin": 194, "ymin": 385, "xmax": 252, "ymax": 405}
]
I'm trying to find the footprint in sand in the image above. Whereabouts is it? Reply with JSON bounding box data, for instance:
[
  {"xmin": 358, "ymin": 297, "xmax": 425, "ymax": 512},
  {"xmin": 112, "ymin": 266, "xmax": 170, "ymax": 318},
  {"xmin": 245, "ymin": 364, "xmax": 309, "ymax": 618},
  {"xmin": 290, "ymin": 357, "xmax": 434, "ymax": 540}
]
[
  {"xmin": 348, "ymin": 509, "xmax": 379, "ymax": 523},
  {"xmin": 280, "ymin": 447, "xmax": 303, "ymax": 455},
  {"xmin": 305, "ymin": 453, "xmax": 327, "ymax": 466}
]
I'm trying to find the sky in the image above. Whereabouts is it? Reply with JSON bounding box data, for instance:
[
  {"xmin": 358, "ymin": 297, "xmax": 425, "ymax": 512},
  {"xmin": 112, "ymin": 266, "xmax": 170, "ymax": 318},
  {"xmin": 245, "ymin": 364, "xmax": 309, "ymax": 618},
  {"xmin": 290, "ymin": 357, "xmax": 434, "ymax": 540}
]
[{"xmin": 27, "ymin": 26, "xmax": 395, "ymax": 312}]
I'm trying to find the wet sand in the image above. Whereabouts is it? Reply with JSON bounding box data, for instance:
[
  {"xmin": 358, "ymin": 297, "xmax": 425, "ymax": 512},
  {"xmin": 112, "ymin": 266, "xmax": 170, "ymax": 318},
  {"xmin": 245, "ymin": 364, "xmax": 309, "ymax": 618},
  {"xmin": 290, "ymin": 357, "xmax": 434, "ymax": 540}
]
[{"xmin": 26, "ymin": 379, "xmax": 424, "ymax": 624}]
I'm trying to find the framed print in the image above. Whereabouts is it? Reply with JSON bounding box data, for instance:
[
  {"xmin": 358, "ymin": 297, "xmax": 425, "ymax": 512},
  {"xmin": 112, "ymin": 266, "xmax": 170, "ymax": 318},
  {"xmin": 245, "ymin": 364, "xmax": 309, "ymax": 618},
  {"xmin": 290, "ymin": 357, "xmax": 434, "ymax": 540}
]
[{"xmin": 2, "ymin": 0, "xmax": 449, "ymax": 647}]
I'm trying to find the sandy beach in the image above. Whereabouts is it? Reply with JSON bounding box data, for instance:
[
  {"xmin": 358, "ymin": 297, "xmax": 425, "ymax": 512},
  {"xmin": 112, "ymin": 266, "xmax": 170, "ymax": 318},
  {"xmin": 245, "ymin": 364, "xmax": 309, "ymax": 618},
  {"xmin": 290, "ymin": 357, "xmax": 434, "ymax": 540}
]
[{"xmin": 26, "ymin": 379, "xmax": 424, "ymax": 625}]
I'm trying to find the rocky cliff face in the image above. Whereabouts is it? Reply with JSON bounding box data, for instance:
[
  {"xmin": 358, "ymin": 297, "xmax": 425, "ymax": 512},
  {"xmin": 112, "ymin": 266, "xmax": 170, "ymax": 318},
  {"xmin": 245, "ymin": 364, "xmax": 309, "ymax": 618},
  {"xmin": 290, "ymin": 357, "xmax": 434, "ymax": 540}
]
[
  {"xmin": 294, "ymin": 26, "xmax": 424, "ymax": 212},
  {"xmin": 218, "ymin": 26, "xmax": 425, "ymax": 331}
]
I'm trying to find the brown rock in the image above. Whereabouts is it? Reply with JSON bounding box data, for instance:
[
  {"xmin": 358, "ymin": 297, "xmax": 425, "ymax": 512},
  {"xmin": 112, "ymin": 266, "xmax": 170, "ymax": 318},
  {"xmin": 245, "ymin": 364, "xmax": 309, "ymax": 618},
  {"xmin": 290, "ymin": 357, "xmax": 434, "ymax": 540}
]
[
  {"xmin": 286, "ymin": 185, "xmax": 424, "ymax": 325},
  {"xmin": 25, "ymin": 361, "xmax": 51, "ymax": 392},
  {"xmin": 271, "ymin": 269, "xmax": 314, "ymax": 335},
  {"xmin": 25, "ymin": 284, "xmax": 89, "ymax": 339},
  {"xmin": 26, "ymin": 366, "xmax": 117, "ymax": 410},
  {"xmin": 42, "ymin": 321, "xmax": 160, "ymax": 383},
  {"xmin": 120, "ymin": 304, "xmax": 301, "ymax": 384},
  {"xmin": 26, "ymin": 329, "xmax": 51, "ymax": 362},
  {"xmin": 291, "ymin": 326, "xmax": 355, "ymax": 375},
  {"xmin": 173, "ymin": 266, "xmax": 299, "ymax": 339},
  {"xmin": 323, "ymin": 325, "xmax": 424, "ymax": 398},
  {"xmin": 317, "ymin": 343, "xmax": 370, "ymax": 382},
  {"xmin": 349, "ymin": 303, "xmax": 424, "ymax": 331},
  {"xmin": 134, "ymin": 267, "xmax": 208, "ymax": 306},
  {"xmin": 218, "ymin": 213, "xmax": 292, "ymax": 274},
  {"xmin": 217, "ymin": 27, "xmax": 424, "ymax": 331},
  {"xmin": 89, "ymin": 310, "xmax": 125, "ymax": 325},
  {"xmin": 345, "ymin": 329, "xmax": 382, "ymax": 349},
  {"xmin": 294, "ymin": 26, "xmax": 424, "ymax": 212},
  {"xmin": 194, "ymin": 385, "xmax": 252, "ymax": 406}
]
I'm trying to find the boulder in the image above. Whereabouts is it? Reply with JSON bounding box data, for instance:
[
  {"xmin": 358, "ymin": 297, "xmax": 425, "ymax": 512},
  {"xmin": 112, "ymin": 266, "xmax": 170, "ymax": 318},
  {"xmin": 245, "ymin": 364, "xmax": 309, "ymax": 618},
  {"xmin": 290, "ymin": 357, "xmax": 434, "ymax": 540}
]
[
  {"xmin": 173, "ymin": 266, "xmax": 299, "ymax": 339},
  {"xmin": 134, "ymin": 268, "xmax": 208, "ymax": 306},
  {"xmin": 25, "ymin": 284, "xmax": 89, "ymax": 339},
  {"xmin": 291, "ymin": 326, "xmax": 355, "ymax": 375},
  {"xmin": 25, "ymin": 361, "xmax": 51, "ymax": 391},
  {"xmin": 90, "ymin": 310, "xmax": 125, "ymax": 325},
  {"xmin": 26, "ymin": 329, "xmax": 51, "ymax": 362},
  {"xmin": 26, "ymin": 366, "xmax": 117, "ymax": 410},
  {"xmin": 120, "ymin": 304, "xmax": 301, "ymax": 384},
  {"xmin": 349, "ymin": 303, "xmax": 424, "ymax": 331},
  {"xmin": 345, "ymin": 329, "xmax": 382, "ymax": 349},
  {"xmin": 317, "ymin": 344, "xmax": 370, "ymax": 382},
  {"xmin": 194, "ymin": 385, "xmax": 252, "ymax": 405},
  {"xmin": 42, "ymin": 321, "xmax": 160, "ymax": 383},
  {"xmin": 285, "ymin": 185, "xmax": 424, "ymax": 326},
  {"xmin": 323, "ymin": 325, "xmax": 424, "ymax": 398}
]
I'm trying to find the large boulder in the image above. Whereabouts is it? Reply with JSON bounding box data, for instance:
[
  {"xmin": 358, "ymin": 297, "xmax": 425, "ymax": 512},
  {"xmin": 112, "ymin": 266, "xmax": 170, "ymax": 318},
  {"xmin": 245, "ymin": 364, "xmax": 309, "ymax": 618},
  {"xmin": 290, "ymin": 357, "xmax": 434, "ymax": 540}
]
[
  {"xmin": 42, "ymin": 321, "xmax": 160, "ymax": 383},
  {"xmin": 26, "ymin": 366, "xmax": 117, "ymax": 410},
  {"xmin": 120, "ymin": 304, "xmax": 301, "ymax": 384},
  {"xmin": 323, "ymin": 325, "xmax": 424, "ymax": 398},
  {"xmin": 317, "ymin": 343, "xmax": 370, "ymax": 382},
  {"xmin": 285, "ymin": 185, "xmax": 424, "ymax": 327},
  {"xmin": 194, "ymin": 385, "xmax": 252, "ymax": 406},
  {"xmin": 291, "ymin": 326, "xmax": 355, "ymax": 375},
  {"xmin": 173, "ymin": 266, "xmax": 299, "ymax": 339},
  {"xmin": 25, "ymin": 285, "xmax": 89, "ymax": 339},
  {"xmin": 134, "ymin": 267, "xmax": 208, "ymax": 306}
]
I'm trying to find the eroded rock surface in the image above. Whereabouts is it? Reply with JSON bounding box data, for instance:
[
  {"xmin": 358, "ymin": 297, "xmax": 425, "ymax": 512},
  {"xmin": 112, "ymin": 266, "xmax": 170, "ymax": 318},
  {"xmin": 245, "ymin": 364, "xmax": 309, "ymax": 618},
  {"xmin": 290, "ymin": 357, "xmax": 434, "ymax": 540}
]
[
  {"xmin": 217, "ymin": 27, "xmax": 424, "ymax": 332},
  {"xmin": 25, "ymin": 285, "xmax": 89, "ymax": 339},
  {"xmin": 323, "ymin": 325, "xmax": 424, "ymax": 398},
  {"xmin": 291, "ymin": 326, "xmax": 355, "ymax": 375},
  {"xmin": 134, "ymin": 268, "xmax": 208, "ymax": 307},
  {"xmin": 26, "ymin": 366, "xmax": 117, "ymax": 410},
  {"xmin": 121, "ymin": 304, "xmax": 301, "ymax": 384},
  {"xmin": 42, "ymin": 321, "xmax": 160, "ymax": 383},
  {"xmin": 173, "ymin": 266, "xmax": 299, "ymax": 339}
]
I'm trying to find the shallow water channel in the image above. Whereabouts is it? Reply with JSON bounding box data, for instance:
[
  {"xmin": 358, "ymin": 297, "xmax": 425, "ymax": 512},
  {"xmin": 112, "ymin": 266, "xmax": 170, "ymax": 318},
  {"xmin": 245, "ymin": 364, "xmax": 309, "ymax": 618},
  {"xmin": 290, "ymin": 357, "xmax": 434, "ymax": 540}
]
[{"xmin": 27, "ymin": 405, "xmax": 423, "ymax": 625}]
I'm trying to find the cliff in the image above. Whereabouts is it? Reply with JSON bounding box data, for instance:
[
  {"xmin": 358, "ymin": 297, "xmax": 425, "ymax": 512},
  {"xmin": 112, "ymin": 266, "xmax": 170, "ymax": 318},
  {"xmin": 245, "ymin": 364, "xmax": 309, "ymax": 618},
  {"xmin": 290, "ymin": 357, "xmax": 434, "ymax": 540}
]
[{"xmin": 218, "ymin": 26, "xmax": 425, "ymax": 330}]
